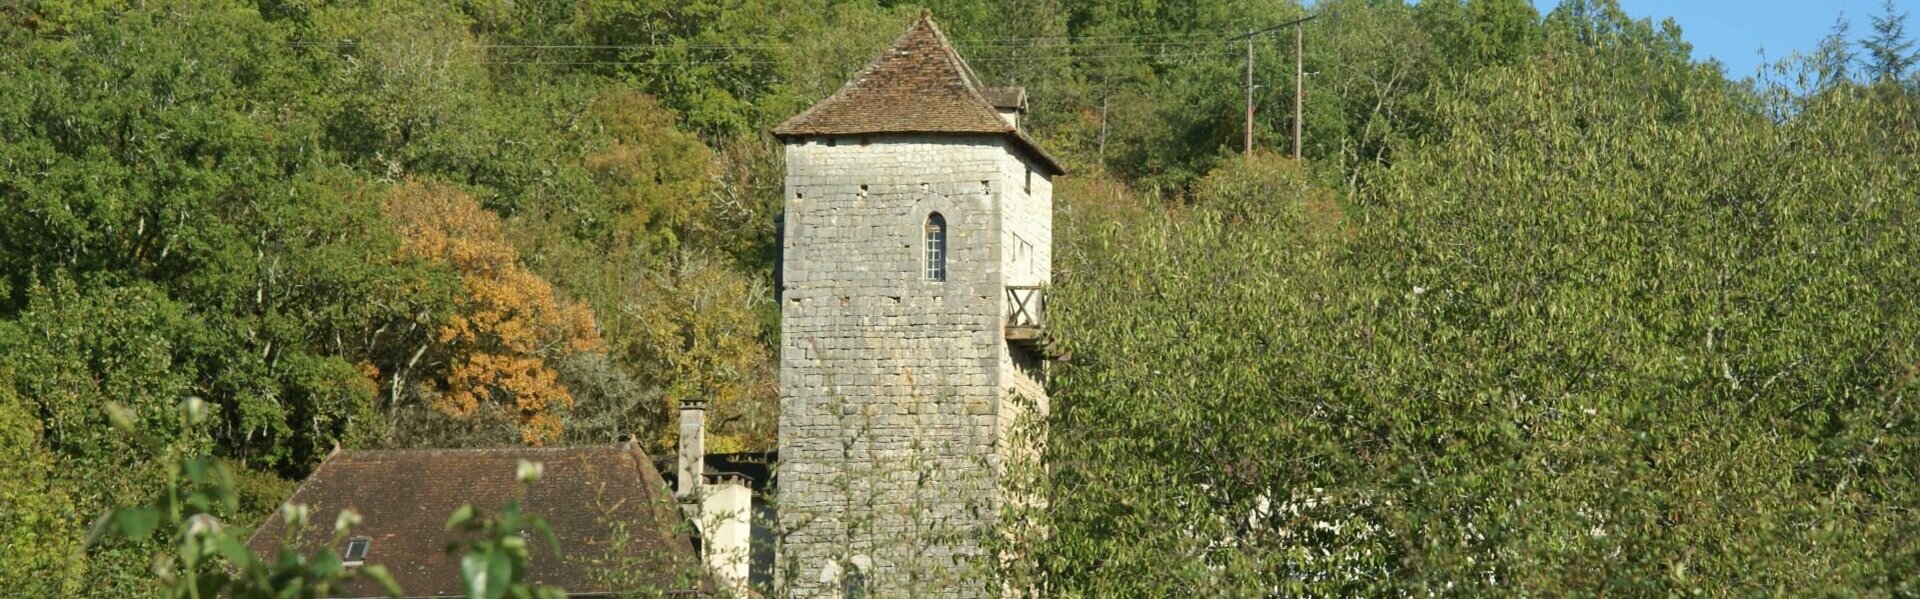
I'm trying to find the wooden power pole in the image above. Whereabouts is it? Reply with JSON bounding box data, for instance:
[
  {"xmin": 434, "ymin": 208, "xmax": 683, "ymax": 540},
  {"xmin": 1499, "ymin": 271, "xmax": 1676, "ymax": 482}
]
[
  {"xmin": 1234, "ymin": 14, "xmax": 1315, "ymax": 160},
  {"xmin": 1294, "ymin": 22, "xmax": 1304, "ymax": 161},
  {"xmin": 1245, "ymin": 32, "xmax": 1255, "ymax": 156}
]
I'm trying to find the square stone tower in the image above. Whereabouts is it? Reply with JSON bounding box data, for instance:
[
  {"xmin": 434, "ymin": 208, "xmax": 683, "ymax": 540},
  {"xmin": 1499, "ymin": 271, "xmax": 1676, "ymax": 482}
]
[{"xmin": 771, "ymin": 11, "xmax": 1063, "ymax": 597}]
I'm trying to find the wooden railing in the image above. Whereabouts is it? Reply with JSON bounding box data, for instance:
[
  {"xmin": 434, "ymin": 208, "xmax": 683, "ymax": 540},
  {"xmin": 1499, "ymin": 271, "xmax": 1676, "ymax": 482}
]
[{"xmin": 1005, "ymin": 286, "xmax": 1044, "ymax": 344}]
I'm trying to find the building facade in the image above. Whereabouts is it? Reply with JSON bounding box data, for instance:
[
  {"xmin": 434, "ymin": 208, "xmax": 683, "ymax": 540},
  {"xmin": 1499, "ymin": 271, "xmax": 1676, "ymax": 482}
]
[{"xmin": 772, "ymin": 12, "xmax": 1063, "ymax": 597}]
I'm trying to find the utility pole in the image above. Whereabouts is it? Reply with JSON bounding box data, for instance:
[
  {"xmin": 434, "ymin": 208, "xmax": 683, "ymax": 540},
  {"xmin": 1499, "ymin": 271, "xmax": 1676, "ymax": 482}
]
[
  {"xmin": 1245, "ymin": 31, "xmax": 1255, "ymax": 157},
  {"xmin": 1294, "ymin": 23, "xmax": 1304, "ymax": 161},
  {"xmin": 1099, "ymin": 96, "xmax": 1109, "ymax": 160},
  {"xmin": 1233, "ymin": 14, "xmax": 1315, "ymax": 161}
]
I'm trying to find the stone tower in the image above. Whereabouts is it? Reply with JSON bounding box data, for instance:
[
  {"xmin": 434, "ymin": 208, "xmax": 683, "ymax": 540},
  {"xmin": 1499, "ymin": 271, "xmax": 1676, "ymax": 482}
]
[{"xmin": 771, "ymin": 12, "xmax": 1062, "ymax": 597}]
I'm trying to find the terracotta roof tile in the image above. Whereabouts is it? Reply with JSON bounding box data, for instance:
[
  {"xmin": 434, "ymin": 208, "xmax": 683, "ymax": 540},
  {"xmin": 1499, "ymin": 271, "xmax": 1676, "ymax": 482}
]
[
  {"xmin": 246, "ymin": 445, "xmax": 703, "ymax": 598},
  {"xmin": 774, "ymin": 12, "xmax": 1064, "ymax": 174}
]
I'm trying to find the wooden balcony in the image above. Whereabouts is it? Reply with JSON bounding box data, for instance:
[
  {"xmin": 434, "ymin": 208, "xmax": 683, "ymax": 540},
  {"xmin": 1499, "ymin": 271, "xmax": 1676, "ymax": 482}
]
[{"xmin": 1005, "ymin": 285, "xmax": 1045, "ymax": 349}]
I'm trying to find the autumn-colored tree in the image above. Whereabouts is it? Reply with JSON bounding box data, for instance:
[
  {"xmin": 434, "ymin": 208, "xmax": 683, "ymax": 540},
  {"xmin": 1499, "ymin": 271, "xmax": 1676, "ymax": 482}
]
[
  {"xmin": 631, "ymin": 253, "xmax": 776, "ymax": 452},
  {"xmin": 384, "ymin": 180, "xmax": 602, "ymax": 445}
]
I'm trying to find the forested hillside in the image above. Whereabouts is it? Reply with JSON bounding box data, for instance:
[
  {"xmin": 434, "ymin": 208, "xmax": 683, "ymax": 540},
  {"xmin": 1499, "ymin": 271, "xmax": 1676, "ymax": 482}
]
[{"xmin": 3, "ymin": 0, "xmax": 1918, "ymax": 595}]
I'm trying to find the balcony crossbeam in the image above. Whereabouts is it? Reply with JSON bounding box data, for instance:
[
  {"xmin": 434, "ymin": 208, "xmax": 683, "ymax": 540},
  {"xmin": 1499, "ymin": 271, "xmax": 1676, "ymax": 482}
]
[{"xmin": 1004, "ymin": 285, "xmax": 1045, "ymax": 349}]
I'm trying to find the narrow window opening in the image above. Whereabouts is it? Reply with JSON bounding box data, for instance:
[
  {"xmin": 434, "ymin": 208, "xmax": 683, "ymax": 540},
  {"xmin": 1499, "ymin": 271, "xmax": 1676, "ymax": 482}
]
[
  {"xmin": 925, "ymin": 213, "xmax": 947, "ymax": 282},
  {"xmin": 1024, "ymin": 167, "xmax": 1033, "ymax": 194}
]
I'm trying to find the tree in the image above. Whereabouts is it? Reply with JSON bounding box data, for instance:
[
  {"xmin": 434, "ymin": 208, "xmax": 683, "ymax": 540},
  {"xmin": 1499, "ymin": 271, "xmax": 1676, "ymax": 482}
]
[
  {"xmin": 1813, "ymin": 13, "xmax": 1858, "ymax": 90},
  {"xmin": 582, "ymin": 90, "xmax": 720, "ymax": 255},
  {"xmin": 0, "ymin": 0, "xmax": 452, "ymax": 476},
  {"xmin": 384, "ymin": 180, "xmax": 604, "ymax": 445},
  {"xmin": 1415, "ymin": 0, "xmax": 1543, "ymax": 70},
  {"xmin": 1865, "ymin": 0, "xmax": 1918, "ymax": 85},
  {"xmin": 567, "ymin": 0, "xmax": 839, "ymax": 137},
  {"xmin": 1033, "ymin": 10, "xmax": 1920, "ymax": 594},
  {"xmin": 1314, "ymin": 0, "xmax": 1442, "ymax": 177},
  {"xmin": 630, "ymin": 254, "xmax": 777, "ymax": 452},
  {"xmin": 0, "ymin": 371, "xmax": 87, "ymax": 596}
]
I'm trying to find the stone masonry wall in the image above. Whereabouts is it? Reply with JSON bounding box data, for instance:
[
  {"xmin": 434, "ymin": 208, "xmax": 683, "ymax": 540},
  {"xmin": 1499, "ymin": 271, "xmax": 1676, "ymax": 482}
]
[
  {"xmin": 996, "ymin": 148, "xmax": 1053, "ymax": 435},
  {"xmin": 779, "ymin": 133, "xmax": 1044, "ymax": 597}
]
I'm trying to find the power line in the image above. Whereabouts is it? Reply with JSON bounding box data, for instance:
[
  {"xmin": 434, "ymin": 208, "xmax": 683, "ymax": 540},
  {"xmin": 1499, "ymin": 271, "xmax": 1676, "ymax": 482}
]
[
  {"xmin": 952, "ymin": 29, "xmax": 1267, "ymax": 43},
  {"xmin": 37, "ymin": 22, "xmax": 1285, "ymax": 49},
  {"xmin": 35, "ymin": 27, "xmax": 1268, "ymax": 66},
  {"xmin": 481, "ymin": 51, "xmax": 1243, "ymax": 67},
  {"xmin": 287, "ymin": 37, "xmax": 1244, "ymax": 52}
]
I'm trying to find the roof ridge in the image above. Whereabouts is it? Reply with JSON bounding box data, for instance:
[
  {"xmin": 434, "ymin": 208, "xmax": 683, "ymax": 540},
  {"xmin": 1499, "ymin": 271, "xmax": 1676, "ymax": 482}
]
[
  {"xmin": 771, "ymin": 12, "xmax": 1008, "ymax": 136},
  {"xmin": 771, "ymin": 11, "xmax": 1065, "ymax": 175},
  {"xmin": 921, "ymin": 13, "xmax": 990, "ymax": 102},
  {"xmin": 771, "ymin": 13, "xmax": 934, "ymax": 136}
]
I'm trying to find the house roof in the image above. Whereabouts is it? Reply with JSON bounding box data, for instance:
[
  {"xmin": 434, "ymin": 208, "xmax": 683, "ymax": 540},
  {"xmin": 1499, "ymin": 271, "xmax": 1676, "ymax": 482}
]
[
  {"xmin": 981, "ymin": 87, "xmax": 1027, "ymax": 112},
  {"xmin": 246, "ymin": 445, "xmax": 703, "ymax": 598},
  {"xmin": 772, "ymin": 11, "xmax": 1064, "ymax": 175}
]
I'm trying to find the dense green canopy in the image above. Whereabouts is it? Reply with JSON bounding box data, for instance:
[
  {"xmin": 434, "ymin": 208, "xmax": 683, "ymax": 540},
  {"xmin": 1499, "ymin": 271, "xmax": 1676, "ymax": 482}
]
[{"xmin": 2, "ymin": 0, "xmax": 1918, "ymax": 595}]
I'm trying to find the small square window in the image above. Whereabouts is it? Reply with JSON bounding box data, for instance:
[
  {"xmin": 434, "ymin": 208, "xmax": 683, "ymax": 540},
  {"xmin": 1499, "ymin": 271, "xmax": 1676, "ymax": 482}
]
[{"xmin": 344, "ymin": 537, "xmax": 371, "ymax": 563}]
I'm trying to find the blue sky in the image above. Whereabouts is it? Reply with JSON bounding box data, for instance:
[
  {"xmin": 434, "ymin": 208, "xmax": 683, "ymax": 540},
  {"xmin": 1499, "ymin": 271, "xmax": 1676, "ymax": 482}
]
[{"xmin": 1532, "ymin": 0, "xmax": 1920, "ymax": 78}]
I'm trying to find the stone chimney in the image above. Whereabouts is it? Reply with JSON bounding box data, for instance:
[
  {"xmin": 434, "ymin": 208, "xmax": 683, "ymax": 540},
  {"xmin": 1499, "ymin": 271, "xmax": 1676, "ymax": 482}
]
[{"xmin": 676, "ymin": 398, "xmax": 706, "ymax": 499}]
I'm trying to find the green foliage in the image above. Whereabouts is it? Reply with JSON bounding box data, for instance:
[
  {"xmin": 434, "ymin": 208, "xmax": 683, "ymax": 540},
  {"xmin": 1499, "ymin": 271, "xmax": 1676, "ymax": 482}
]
[
  {"xmin": 1344, "ymin": 27, "xmax": 1917, "ymax": 591},
  {"xmin": 1865, "ymin": 0, "xmax": 1918, "ymax": 85},
  {"xmin": 6, "ymin": 0, "xmax": 1920, "ymax": 593},
  {"xmin": 1066, "ymin": 0, "xmax": 1307, "ymax": 188},
  {"xmin": 0, "ymin": 278, "xmax": 204, "ymax": 594},
  {"xmin": 87, "ymin": 398, "xmax": 573, "ymax": 598},
  {"xmin": 1304, "ymin": 0, "xmax": 1437, "ymax": 173},
  {"xmin": 0, "ymin": 371, "xmax": 87, "ymax": 595},
  {"xmin": 1037, "ymin": 8, "xmax": 1920, "ymax": 594},
  {"xmin": 0, "ymin": 279, "xmax": 199, "ymax": 478},
  {"xmin": 88, "ymin": 398, "xmax": 405, "ymax": 598},
  {"xmin": 1041, "ymin": 169, "xmax": 1377, "ymax": 596},
  {"xmin": 1416, "ymin": 0, "xmax": 1543, "ymax": 69},
  {"xmin": 564, "ymin": 0, "xmax": 897, "ymax": 138},
  {"xmin": 0, "ymin": 0, "xmax": 445, "ymax": 477},
  {"xmin": 1190, "ymin": 154, "xmax": 1343, "ymax": 235}
]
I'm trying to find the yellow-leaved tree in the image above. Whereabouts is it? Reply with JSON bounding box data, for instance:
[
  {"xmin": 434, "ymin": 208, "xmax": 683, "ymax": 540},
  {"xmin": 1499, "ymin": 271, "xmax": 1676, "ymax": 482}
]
[
  {"xmin": 631, "ymin": 254, "xmax": 776, "ymax": 452},
  {"xmin": 384, "ymin": 180, "xmax": 602, "ymax": 444}
]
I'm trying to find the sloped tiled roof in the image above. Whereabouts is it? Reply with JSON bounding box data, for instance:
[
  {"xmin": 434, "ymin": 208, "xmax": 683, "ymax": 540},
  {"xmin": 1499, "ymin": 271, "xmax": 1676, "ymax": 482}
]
[
  {"xmin": 246, "ymin": 445, "xmax": 704, "ymax": 598},
  {"xmin": 774, "ymin": 11, "xmax": 1064, "ymax": 174},
  {"xmin": 980, "ymin": 87, "xmax": 1027, "ymax": 112}
]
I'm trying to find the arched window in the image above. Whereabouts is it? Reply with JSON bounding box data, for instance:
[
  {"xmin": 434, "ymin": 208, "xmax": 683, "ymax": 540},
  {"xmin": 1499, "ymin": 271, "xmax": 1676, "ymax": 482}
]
[{"xmin": 924, "ymin": 212, "xmax": 947, "ymax": 281}]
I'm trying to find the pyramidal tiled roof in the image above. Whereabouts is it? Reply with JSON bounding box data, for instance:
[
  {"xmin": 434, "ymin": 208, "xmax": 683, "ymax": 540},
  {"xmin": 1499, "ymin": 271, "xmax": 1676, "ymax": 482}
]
[{"xmin": 774, "ymin": 11, "xmax": 1064, "ymax": 174}]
